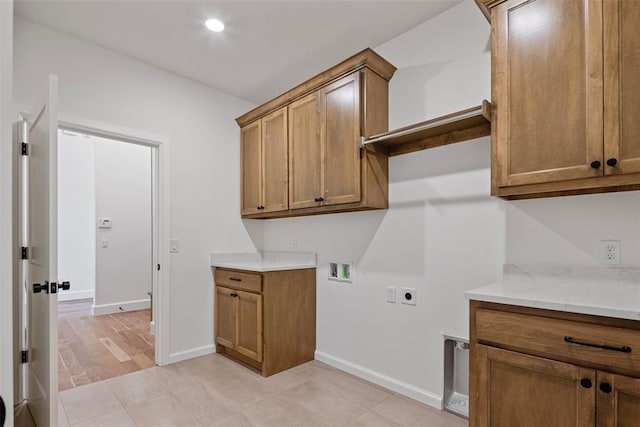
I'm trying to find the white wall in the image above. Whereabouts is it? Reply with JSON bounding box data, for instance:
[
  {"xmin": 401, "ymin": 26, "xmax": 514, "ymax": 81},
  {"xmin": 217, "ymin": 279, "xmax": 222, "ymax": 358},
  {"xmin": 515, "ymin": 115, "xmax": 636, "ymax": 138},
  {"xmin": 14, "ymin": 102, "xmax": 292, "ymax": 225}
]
[
  {"xmin": 506, "ymin": 193, "xmax": 640, "ymax": 267},
  {"xmin": 93, "ymin": 137, "xmax": 152, "ymax": 314},
  {"xmin": 14, "ymin": 17, "xmax": 260, "ymax": 362},
  {"xmin": 262, "ymin": 0, "xmax": 503, "ymax": 407},
  {"xmin": 1, "ymin": 0, "xmax": 14, "ymax": 423},
  {"xmin": 57, "ymin": 130, "xmax": 95, "ymax": 302}
]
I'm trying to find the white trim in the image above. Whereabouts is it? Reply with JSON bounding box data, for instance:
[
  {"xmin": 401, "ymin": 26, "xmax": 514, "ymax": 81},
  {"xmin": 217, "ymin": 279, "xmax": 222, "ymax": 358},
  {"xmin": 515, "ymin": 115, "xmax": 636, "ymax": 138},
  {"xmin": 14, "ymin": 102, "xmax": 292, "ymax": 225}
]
[
  {"xmin": 57, "ymin": 290, "xmax": 94, "ymax": 302},
  {"xmin": 314, "ymin": 351, "xmax": 443, "ymax": 410},
  {"xmin": 91, "ymin": 298, "xmax": 150, "ymax": 316},
  {"xmin": 0, "ymin": 0, "xmax": 14, "ymax": 423},
  {"xmin": 168, "ymin": 345, "xmax": 215, "ymax": 364},
  {"xmin": 53, "ymin": 115, "xmax": 171, "ymax": 367},
  {"xmin": 149, "ymin": 321, "xmax": 155, "ymax": 336}
]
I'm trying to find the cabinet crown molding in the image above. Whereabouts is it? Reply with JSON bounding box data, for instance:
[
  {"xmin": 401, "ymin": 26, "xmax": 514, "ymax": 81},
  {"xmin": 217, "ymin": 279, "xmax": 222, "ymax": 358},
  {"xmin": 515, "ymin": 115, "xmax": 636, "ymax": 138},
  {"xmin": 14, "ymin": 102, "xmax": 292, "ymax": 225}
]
[{"xmin": 235, "ymin": 47, "xmax": 396, "ymax": 127}]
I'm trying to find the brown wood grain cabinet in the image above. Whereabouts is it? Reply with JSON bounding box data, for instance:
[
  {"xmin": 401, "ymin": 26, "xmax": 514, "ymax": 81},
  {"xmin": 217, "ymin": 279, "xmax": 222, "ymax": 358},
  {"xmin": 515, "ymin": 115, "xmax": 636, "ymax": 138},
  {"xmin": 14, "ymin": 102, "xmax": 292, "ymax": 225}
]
[
  {"xmin": 240, "ymin": 107, "xmax": 288, "ymax": 216},
  {"xmin": 213, "ymin": 267, "xmax": 316, "ymax": 377},
  {"xmin": 237, "ymin": 48, "xmax": 395, "ymax": 218},
  {"xmin": 470, "ymin": 301, "xmax": 640, "ymax": 426},
  {"xmin": 480, "ymin": 0, "xmax": 640, "ymax": 199}
]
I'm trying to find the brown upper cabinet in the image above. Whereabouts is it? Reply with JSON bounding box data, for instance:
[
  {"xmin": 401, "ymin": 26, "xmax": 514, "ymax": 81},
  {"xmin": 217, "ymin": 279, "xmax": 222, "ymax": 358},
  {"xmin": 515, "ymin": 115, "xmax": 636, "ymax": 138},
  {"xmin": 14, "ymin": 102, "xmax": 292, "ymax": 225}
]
[
  {"xmin": 236, "ymin": 49, "xmax": 396, "ymax": 218},
  {"xmin": 480, "ymin": 0, "xmax": 640, "ymax": 198},
  {"xmin": 240, "ymin": 107, "xmax": 288, "ymax": 215}
]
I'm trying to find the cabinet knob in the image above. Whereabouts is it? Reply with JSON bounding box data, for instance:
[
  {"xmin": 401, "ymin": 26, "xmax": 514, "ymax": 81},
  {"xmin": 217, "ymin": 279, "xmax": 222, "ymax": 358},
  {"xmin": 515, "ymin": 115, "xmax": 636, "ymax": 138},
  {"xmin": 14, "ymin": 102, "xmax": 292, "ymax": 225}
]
[
  {"xmin": 599, "ymin": 382, "xmax": 612, "ymax": 394},
  {"xmin": 590, "ymin": 160, "xmax": 601, "ymax": 169},
  {"xmin": 314, "ymin": 197, "xmax": 324, "ymax": 202},
  {"xmin": 607, "ymin": 158, "xmax": 618, "ymax": 167},
  {"xmin": 257, "ymin": 206, "xmax": 264, "ymax": 210},
  {"xmin": 580, "ymin": 378, "xmax": 592, "ymax": 389}
]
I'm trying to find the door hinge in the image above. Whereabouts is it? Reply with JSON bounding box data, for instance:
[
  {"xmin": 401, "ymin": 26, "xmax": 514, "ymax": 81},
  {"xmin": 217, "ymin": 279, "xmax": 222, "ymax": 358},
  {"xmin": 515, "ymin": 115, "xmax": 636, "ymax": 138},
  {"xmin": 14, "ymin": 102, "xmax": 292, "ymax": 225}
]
[
  {"xmin": 157, "ymin": 264, "xmax": 161, "ymax": 271},
  {"xmin": 21, "ymin": 350, "xmax": 28, "ymax": 364},
  {"xmin": 21, "ymin": 247, "xmax": 28, "ymax": 260},
  {"xmin": 21, "ymin": 142, "xmax": 28, "ymax": 156}
]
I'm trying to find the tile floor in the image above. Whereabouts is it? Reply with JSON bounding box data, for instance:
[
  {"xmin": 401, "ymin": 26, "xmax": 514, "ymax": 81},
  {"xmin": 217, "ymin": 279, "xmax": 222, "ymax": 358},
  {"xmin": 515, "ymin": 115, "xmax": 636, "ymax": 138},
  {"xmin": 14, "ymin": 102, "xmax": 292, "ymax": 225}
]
[{"xmin": 58, "ymin": 353, "xmax": 467, "ymax": 427}]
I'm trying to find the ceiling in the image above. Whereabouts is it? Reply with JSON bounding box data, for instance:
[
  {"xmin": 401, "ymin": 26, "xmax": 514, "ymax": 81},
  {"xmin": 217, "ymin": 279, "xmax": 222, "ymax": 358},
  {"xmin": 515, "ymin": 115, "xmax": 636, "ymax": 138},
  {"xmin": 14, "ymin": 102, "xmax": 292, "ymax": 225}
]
[{"xmin": 15, "ymin": 0, "xmax": 463, "ymax": 104}]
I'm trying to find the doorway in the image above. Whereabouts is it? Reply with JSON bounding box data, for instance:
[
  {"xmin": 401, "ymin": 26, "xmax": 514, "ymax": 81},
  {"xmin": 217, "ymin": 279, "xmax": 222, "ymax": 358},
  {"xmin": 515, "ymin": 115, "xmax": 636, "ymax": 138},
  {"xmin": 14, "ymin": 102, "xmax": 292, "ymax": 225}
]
[{"xmin": 56, "ymin": 129, "xmax": 155, "ymax": 390}]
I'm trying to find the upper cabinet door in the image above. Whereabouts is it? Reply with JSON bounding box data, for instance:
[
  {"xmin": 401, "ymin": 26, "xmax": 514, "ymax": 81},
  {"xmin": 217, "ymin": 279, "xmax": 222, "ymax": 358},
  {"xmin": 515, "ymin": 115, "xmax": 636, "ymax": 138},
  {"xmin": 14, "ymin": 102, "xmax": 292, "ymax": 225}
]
[
  {"xmin": 604, "ymin": 0, "xmax": 640, "ymax": 176},
  {"xmin": 261, "ymin": 107, "xmax": 288, "ymax": 213},
  {"xmin": 289, "ymin": 92, "xmax": 322, "ymax": 209},
  {"xmin": 320, "ymin": 73, "xmax": 361, "ymax": 206},
  {"xmin": 493, "ymin": 0, "xmax": 603, "ymax": 188},
  {"xmin": 241, "ymin": 120, "xmax": 262, "ymax": 215}
]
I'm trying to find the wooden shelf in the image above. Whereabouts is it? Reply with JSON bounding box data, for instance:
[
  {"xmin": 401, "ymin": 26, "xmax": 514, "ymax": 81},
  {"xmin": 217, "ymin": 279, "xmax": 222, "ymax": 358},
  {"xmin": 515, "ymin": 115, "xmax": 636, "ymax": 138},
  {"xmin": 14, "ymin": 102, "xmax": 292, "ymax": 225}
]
[{"xmin": 362, "ymin": 100, "xmax": 492, "ymax": 157}]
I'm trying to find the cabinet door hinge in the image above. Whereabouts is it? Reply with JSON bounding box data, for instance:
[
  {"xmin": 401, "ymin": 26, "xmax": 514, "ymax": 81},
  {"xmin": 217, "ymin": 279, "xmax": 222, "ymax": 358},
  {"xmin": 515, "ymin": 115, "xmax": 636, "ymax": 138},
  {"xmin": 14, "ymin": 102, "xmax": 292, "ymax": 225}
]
[
  {"xmin": 21, "ymin": 142, "xmax": 28, "ymax": 156},
  {"xmin": 21, "ymin": 247, "xmax": 28, "ymax": 260},
  {"xmin": 21, "ymin": 350, "xmax": 28, "ymax": 364}
]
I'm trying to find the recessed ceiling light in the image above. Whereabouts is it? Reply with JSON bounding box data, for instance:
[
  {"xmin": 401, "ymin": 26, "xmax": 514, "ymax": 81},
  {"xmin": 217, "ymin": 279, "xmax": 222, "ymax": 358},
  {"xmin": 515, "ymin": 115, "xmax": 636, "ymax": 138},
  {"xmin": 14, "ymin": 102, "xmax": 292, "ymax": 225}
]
[{"xmin": 205, "ymin": 18, "xmax": 225, "ymax": 32}]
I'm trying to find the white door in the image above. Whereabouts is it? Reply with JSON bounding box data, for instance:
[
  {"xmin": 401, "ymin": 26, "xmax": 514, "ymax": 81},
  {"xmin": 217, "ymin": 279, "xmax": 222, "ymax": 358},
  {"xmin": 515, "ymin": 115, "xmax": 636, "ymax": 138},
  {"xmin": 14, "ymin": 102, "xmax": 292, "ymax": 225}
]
[{"xmin": 23, "ymin": 74, "xmax": 59, "ymax": 427}]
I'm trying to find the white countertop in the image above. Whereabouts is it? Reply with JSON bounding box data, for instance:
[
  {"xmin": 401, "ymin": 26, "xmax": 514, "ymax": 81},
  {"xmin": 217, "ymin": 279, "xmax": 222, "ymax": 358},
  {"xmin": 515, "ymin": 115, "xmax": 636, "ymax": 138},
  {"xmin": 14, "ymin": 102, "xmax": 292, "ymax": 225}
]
[
  {"xmin": 466, "ymin": 264, "xmax": 640, "ymax": 321},
  {"xmin": 211, "ymin": 252, "xmax": 316, "ymax": 272}
]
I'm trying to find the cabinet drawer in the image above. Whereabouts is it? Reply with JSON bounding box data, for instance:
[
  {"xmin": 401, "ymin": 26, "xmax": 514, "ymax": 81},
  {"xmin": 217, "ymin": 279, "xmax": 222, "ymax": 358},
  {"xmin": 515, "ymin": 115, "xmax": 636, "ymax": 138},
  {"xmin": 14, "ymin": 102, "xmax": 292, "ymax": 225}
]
[
  {"xmin": 215, "ymin": 269, "xmax": 262, "ymax": 293},
  {"xmin": 476, "ymin": 309, "xmax": 640, "ymax": 375}
]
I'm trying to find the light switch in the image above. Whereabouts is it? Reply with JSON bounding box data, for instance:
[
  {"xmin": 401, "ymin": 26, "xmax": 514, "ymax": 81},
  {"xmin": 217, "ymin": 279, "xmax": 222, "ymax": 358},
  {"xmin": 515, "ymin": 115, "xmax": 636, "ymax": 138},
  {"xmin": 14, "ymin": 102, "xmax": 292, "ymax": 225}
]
[
  {"xmin": 170, "ymin": 239, "xmax": 180, "ymax": 253},
  {"xmin": 101, "ymin": 239, "xmax": 109, "ymax": 248}
]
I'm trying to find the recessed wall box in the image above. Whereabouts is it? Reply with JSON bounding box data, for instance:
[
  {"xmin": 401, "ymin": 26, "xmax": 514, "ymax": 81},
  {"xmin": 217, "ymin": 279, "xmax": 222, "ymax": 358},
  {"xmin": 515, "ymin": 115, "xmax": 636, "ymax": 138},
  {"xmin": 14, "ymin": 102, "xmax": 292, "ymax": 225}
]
[
  {"xmin": 340, "ymin": 262, "xmax": 353, "ymax": 283},
  {"xmin": 329, "ymin": 262, "xmax": 339, "ymax": 281}
]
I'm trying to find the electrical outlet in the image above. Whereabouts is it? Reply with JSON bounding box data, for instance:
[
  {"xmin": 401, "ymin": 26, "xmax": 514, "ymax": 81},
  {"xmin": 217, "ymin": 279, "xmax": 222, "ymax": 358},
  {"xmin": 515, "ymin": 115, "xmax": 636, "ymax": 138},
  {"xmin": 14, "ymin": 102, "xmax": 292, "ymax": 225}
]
[
  {"xmin": 386, "ymin": 286, "xmax": 396, "ymax": 303},
  {"xmin": 401, "ymin": 288, "xmax": 416, "ymax": 305},
  {"xmin": 599, "ymin": 240, "xmax": 621, "ymax": 265}
]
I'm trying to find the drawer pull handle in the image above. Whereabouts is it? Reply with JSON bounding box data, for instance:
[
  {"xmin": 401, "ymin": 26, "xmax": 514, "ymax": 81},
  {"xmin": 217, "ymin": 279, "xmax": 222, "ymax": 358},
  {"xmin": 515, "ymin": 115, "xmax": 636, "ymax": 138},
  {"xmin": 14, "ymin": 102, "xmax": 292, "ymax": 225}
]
[
  {"xmin": 229, "ymin": 277, "xmax": 242, "ymax": 282},
  {"xmin": 564, "ymin": 336, "xmax": 631, "ymax": 353}
]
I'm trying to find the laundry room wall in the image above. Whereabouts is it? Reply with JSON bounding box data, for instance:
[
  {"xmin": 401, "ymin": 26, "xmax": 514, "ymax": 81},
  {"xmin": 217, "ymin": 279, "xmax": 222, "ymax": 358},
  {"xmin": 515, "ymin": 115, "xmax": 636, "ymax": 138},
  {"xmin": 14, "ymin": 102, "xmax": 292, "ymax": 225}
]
[
  {"xmin": 14, "ymin": 17, "xmax": 259, "ymax": 362},
  {"xmin": 262, "ymin": 1, "xmax": 504, "ymax": 407}
]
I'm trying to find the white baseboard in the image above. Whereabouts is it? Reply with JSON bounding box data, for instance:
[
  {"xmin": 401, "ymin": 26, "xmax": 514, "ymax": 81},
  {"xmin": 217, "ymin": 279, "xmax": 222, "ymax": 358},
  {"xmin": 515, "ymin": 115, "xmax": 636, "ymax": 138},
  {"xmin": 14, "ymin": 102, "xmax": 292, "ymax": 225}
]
[
  {"xmin": 92, "ymin": 298, "xmax": 150, "ymax": 316},
  {"xmin": 167, "ymin": 344, "xmax": 215, "ymax": 365},
  {"xmin": 58, "ymin": 289, "xmax": 94, "ymax": 302},
  {"xmin": 314, "ymin": 351, "xmax": 442, "ymax": 410}
]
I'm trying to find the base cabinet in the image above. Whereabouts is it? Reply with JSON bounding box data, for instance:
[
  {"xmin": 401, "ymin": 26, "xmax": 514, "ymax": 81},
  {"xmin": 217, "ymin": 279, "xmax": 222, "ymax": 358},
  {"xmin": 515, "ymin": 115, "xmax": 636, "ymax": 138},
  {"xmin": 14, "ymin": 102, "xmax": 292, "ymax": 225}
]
[
  {"xmin": 470, "ymin": 301, "xmax": 640, "ymax": 426},
  {"xmin": 213, "ymin": 267, "xmax": 316, "ymax": 377}
]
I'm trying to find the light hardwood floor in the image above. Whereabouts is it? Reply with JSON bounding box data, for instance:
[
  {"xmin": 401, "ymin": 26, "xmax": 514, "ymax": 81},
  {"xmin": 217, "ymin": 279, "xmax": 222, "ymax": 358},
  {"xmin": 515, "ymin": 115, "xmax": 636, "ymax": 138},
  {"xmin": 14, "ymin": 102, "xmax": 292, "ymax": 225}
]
[
  {"xmin": 58, "ymin": 353, "xmax": 467, "ymax": 426},
  {"xmin": 58, "ymin": 299, "xmax": 155, "ymax": 391}
]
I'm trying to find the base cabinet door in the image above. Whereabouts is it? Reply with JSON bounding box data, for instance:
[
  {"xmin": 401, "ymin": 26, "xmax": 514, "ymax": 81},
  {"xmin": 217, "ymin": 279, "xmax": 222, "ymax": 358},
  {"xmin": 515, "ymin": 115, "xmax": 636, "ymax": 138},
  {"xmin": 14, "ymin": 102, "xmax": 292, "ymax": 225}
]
[
  {"xmin": 235, "ymin": 290, "xmax": 263, "ymax": 363},
  {"xmin": 474, "ymin": 345, "xmax": 596, "ymax": 426},
  {"xmin": 215, "ymin": 286, "xmax": 236, "ymax": 349},
  {"xmin": 597, "ymin": 371, "xmax": 640, "ymax": 427}
]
